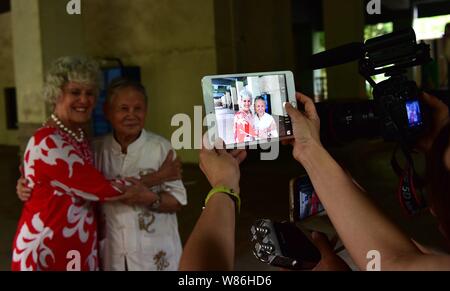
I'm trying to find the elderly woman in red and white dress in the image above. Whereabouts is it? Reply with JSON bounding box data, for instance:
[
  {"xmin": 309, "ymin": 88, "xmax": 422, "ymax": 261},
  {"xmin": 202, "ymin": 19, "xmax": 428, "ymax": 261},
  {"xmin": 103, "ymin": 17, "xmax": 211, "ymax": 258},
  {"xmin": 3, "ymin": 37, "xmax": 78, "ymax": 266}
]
[
  {"xmin": 11, "ymin": 57, "xmax": 156, "ymax": 271},
  {"xmin": 233, "ymin": 89, "xmax": 257, "ymax": 143}
]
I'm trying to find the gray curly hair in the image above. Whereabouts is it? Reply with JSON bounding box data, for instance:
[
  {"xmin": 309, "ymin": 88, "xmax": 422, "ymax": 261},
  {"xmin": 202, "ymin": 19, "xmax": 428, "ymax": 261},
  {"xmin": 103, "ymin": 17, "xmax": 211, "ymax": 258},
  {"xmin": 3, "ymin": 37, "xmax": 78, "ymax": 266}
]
[{"xmin": 43, "ymin": 56, "xmax": 101, "ymax": 106}]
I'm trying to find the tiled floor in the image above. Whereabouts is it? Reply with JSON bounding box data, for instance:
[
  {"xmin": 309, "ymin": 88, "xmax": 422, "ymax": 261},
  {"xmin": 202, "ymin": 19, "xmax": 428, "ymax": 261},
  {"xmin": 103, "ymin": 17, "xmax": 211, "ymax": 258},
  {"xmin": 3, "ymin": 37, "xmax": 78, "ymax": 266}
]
[{"xmin": 0, "ymin": 139, "xmax": 447, "ymax": 271}]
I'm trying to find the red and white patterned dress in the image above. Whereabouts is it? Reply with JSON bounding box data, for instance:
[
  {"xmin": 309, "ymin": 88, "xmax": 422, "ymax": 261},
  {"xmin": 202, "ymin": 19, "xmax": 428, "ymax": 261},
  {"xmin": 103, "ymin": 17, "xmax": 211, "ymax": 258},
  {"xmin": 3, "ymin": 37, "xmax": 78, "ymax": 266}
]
[
  {"xmin": 11, "ymin": 127, "xmax": 121, "ymax": 271},
  {"xmin": 233, "ymin": 111, "xmax": 257, "ymax": 143}
]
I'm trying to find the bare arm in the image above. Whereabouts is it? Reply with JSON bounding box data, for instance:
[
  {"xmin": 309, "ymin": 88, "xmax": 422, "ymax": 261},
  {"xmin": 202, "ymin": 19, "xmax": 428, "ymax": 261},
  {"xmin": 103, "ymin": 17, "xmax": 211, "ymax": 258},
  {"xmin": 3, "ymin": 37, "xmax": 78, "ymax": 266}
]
[
  {"xmin": 285, "ymin": 93, "xmax": 450, "ymax": 271},
  {"xmin": 140, "ymin": 150, "xmax": 182, "ymax": 188},
  {"xmin": 153, "ymin": 191, "xmax": 182, "ymax": 213},
  {"xmin": 140, "ymin": 172, "xmax": 166, "ymax": 188},
  {"xmin": 179, "ymin": 137, "xmax": 246, "ymax": 271},
  {"xmin": 299, "ymin": 141, "xmax": 443, "ymax": 270},
  {"xmin": 16, "ymin": 177, "xmax": 32, "ymax": 202},
  {"xmin": 179, "ymin": 192, "xmax": 236, "ymax": 271}
]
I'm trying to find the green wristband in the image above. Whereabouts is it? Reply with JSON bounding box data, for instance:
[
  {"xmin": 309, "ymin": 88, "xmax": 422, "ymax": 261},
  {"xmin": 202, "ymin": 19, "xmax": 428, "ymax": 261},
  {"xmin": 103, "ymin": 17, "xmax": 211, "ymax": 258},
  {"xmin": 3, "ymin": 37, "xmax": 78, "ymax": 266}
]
[{"xmin": 204, "ymin": 186, "xmax": 241, "ymax": 213}]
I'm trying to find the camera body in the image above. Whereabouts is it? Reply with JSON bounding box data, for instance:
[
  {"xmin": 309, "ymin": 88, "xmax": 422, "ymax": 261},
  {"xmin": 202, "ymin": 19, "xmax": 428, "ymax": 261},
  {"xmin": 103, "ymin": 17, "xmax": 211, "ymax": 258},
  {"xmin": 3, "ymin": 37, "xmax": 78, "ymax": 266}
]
[
  {"xmin": 360, "ymin": 28, "xmax": 430, "ymax": 146},
  {"xmin": 373, "ymin": 75, "xmax": 424, "ymax": 144},
  {"xmin": 250, "ymin": 219, "xmax": 321, "ymax": 270},
  {"xmin": 315, "ymin": 28, "xmax": 433, "ymax": 147}
]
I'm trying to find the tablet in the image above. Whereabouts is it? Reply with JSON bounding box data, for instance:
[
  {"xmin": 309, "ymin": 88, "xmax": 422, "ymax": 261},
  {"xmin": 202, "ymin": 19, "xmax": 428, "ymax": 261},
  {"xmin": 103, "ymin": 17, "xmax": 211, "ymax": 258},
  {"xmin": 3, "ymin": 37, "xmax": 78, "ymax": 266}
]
[{"xmin": 202, "ymin": 71, "xmax": 297, "ymax": 148}]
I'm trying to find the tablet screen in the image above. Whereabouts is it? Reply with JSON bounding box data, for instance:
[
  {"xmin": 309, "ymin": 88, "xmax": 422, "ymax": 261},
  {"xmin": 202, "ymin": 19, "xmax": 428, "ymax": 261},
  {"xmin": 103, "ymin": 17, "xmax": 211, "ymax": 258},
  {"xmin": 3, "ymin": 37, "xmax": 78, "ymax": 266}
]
[{"xmin": 208, "ymin": 73, "xmax": 293, "ymax": 147}]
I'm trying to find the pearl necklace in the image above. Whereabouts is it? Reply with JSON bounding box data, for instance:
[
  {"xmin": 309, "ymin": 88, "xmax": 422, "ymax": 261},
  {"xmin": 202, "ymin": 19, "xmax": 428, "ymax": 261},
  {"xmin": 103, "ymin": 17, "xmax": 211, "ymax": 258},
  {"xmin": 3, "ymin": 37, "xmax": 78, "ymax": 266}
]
[{"xmin": 49, "ymin": 114, "xmax": 85, "ymax": 143}]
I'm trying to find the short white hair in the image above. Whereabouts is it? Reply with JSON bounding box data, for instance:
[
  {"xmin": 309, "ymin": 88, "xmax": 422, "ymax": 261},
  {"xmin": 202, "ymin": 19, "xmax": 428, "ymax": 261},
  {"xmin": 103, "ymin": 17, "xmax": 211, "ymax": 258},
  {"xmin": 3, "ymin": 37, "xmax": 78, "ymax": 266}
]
[
  {"xmin": 43, "ymin": 56, "xmax": 101, "ymax": 106},
  {"xmin": 106, "ymin": 77, "xmax": 148, "ymax": 105}
]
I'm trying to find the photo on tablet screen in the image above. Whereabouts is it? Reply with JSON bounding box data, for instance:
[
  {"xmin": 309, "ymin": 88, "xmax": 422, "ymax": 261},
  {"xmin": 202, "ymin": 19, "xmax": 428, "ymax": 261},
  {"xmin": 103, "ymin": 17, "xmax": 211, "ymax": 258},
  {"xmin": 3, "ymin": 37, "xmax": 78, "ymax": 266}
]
[{"xmin": 204, "ymin": 72, "xmax": 294, "ymax": 147}]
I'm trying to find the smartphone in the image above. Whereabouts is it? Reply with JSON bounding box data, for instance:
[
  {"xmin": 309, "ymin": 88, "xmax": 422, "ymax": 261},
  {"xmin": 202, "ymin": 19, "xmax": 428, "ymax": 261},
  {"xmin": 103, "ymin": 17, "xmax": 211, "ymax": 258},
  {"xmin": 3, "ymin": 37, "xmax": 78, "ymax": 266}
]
[
  {"xmin": 202, "ymin": 71, "xmax": 297, "ymax": 149},
  {"xmin": 289, "ymin": 175, "xmax": 325, "ymax": 222},
  {"xmin": 251, "ymin": 219, "xmax": 321, "ymax": 270}
]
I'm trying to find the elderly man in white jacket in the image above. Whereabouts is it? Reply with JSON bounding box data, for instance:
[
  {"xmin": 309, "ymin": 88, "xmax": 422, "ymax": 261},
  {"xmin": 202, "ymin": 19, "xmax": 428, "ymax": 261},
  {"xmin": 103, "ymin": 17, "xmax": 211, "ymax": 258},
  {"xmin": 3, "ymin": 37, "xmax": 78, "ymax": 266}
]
[{"xmin": 94, "ymin": 78, "xmax": 187, "ymax": 271}]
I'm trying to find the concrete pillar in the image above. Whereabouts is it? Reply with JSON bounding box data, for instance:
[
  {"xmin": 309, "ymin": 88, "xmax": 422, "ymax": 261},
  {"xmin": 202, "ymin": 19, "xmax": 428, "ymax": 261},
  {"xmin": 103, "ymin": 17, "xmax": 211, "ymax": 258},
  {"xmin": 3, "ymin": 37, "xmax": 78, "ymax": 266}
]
[
  {"xmin": 323, "ymin": 0, "xmax": 366, "ymax": 99},
  {"xmin": 82, "ymin": 0, "xmax": 218, "ymax": 164},
  {"xmin": 214, "ymin": 0, "xmax": 238, "ymax": 74},
  {"xmin": 293, "ymin": 23, "xmax": 314, "ymax": 96},
  {"xmin": 11, "ymin": 0, "xmax": 85, "ymax": 153},
  {"xmin": 0, "ymin": 12, "xmax": 18, "ymax": 146}
]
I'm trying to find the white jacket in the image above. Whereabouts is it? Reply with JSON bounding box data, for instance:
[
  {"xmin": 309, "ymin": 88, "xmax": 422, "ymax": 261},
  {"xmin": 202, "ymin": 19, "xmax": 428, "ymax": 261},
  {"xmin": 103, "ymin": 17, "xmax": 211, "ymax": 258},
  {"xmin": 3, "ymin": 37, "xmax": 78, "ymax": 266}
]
[{"xmin": 93, "ymin": 130, "xmax": 187, "ymax": 271}]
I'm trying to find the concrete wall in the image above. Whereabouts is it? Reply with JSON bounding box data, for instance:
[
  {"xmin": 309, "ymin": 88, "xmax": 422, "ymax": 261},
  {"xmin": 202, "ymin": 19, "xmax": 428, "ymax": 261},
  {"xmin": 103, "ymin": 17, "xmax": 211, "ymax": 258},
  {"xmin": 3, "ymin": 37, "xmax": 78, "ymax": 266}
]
[
  {"xmin": 0, "ymin": 12, "xmax": 18, "ymax": 146},
  {"xmin": 4, "ymin": 0, "xmax": 293, "ymax": 163},
  {"xmin": 83, "ymin": 0, "xmax": 217, "ymax": 163},
  {"xmin": 214, "ymin": 0, "xmax": 295, "ymax": 74},
  {"xmin": 323, "ymin": 0, "xmax": 366, "ymax": 99},
  {"xmin": 10, "ymin": 0, "xmax": 87, "ymax": 153}
]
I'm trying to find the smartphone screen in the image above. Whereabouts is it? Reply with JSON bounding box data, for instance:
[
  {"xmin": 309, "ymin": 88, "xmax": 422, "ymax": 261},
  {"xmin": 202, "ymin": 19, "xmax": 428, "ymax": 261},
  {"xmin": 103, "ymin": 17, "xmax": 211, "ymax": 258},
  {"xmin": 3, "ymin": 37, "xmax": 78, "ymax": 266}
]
[{"xmin": 290, "ymin": 175, "xmax": 325, "ymax": 221}]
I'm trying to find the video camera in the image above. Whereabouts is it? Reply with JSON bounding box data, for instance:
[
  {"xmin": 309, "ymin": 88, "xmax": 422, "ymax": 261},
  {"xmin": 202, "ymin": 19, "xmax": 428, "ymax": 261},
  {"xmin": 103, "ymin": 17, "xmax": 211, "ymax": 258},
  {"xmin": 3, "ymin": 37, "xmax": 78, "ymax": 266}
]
[
  {"xmin": 312, "ymin": 28, "xmax": 439, "ymax": 147},
  {"xmin": 311, "ymin": 28, "xmax": 448, "ymax": 215}
]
